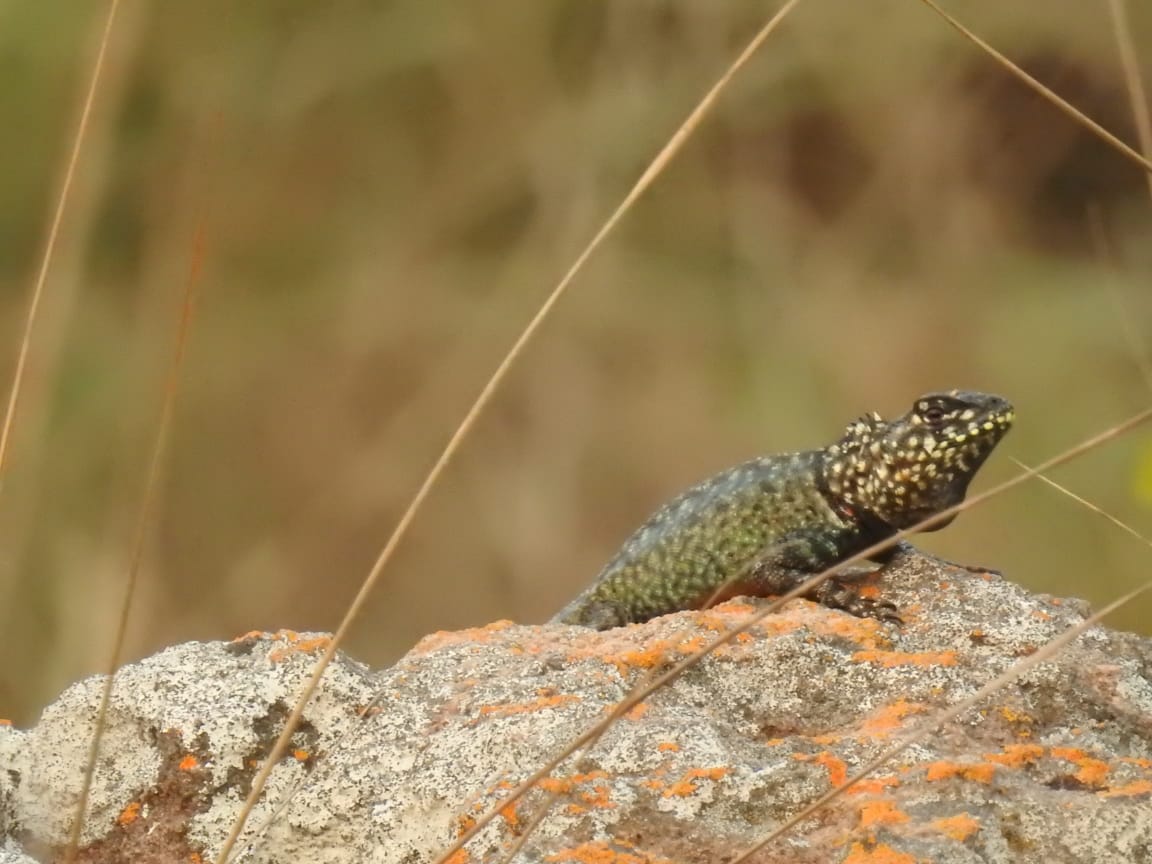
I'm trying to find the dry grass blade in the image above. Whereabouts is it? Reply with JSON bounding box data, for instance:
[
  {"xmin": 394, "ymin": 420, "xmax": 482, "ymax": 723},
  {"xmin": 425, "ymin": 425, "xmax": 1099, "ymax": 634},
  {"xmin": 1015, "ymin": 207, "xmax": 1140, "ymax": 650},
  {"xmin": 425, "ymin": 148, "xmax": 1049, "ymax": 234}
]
[
  {"xmin": 494, "ymin": 788, "xmax": 564, "ymax": 864},
  {"xmin": 1014, "ymin": 457, "xmax": 1152, "ymax": 544},
  {"xmin": 427, "ymin": 406, "xmax": 1152, "ymax": 864},
  {"xmin": 1105, "ymin": 0, "xmax": 1152, "ymax": 199},
  {"xmin": 916, "ymin": 0, "xmax": 1152, "ymax": 175},
  {"xmin": 729, "ymin": 461, "xmax": 1152, "ymax": 862},
  {"xmin": 0, "ymin": 0, "xmax": 122, "ymax": 488},
  {"xmin": 1085, "ymin": 207, "xmax": 1152, "ymax": 391},
  {"xmin": 212, "ymin": 3, "xmax": 803, "ymax": 860},
  {"xmin": 61, "ymin": 223, "xmax": 205, "ymax": 863}
]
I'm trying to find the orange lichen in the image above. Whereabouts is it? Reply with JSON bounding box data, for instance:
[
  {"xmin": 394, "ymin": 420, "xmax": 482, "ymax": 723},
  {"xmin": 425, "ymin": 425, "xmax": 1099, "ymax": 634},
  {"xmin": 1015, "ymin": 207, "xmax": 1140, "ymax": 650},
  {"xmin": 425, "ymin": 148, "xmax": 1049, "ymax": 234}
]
[
  {"xmin": 678, "ymin": 635, "xmax": 708, "ymax": 654},
  {"xmin": 814, "ymin": 610, "xmax": 886, "ymax": 649},
  {"xmin": 857, "ymin": 798, "xmax": 909, "ymax": 828},
  {"xmin": 695, "ymin": 611, "xmax": 735, "ymax": 633},
  {"xmin": 178, "ymin": 754, "xmax": 199, "ymax": 771},
  {"xmin": 986, "ymin": 744, "xmax": 1044, "ymax": 767},
  {"xmin": 590, "ymin": 624, "xmax": 745, "ymax": 673},
  {"xmin": 657, "ymin": 742, "xmax": 680, "ymax": 753},
  {"xmin": 240, "ymin": 629, "xmax": 333, "ymax": 662},
  {"xmin": 848, "ymin": 776, "xmax": 900, "ymax": 796},
  {"xmin": 410, "ymin": 620, "xmax": 517, "ymax": 655},
  {"xmin": 499, "ymin": 799, "xmax": 522, "ymax": 832},
  {"xmin": 611, "ymin": 641, "xmax": 677, "ymax": 672},
  {"xmin": 444, "ymin": 849, "xmax": 471, "ymax": 864},
  {"xmin": 858, "ymin": 700, "xmax": 925, "ymax": 739},
  {"xmin": 1101, "ymin": 780, "xmax": 1152, "ymax": 797},
  {"xmin": 662, "ymin": 767, "xmax": 729, "ymax": 798},
  {"xmin": 997, "ymin": 706, "xmax": 1035, "ymax": 725},
  {"xmin": 851, "ymin": 649, "xmax": 957, "ymax": 668},
  {"xmin": 292, "ymin": 749, "xmax": 309, "ymax": 762},
  {"xmin": 1030, "ymin": 610, "xmax": 1052, "ymax": 622},
  {"xmin": 580, "ymin": 784, "xmax": 614, "ymax": 808},
  {"xmin": 932, "ymin": 813, "xmax": 980, "ymax": 841},
  {"xmin": 116, "ymin": 801, "xmax": 141, "ymax": 827},
  {"xmin": 1051, "ymin": 747, "xmax": 1110, "ymax": 787},
  {"xmin": 842, "ymin": 841, "xmax": 917, "ymax": 864},
  {"xmin": 545, "ymin": 841, "xmax": 675, "ymax": 864},
  {"xmin": 478, "ymin": 694, "xmax": 581, "ymax": 717},
  {"xmin": 898, "ymin": 603, "xmax": 925, "ymax": 619},
  {"xmin": 538, "ymin": 771, "xmax": 611, "ymax": 796},
  {"xmin": 808, "ymin": 752, "xmax": 849, "ymax": 786},
  {"xmin": 0, "ymin": 719, "xmax": 11, "ymax": 727},
  {"xmin": 625, "ymin": 702, "xmax": 651, "ymax": 721},
  {"xmin": 710, "ymin": 600, "xmax": 758, "ymax": 617},
  {"xmin": 456, "ymin": 812, "xmax": 477, "ymax": 834},
  {"xmin": 924, "ymin": 761, "xmax": 995, "ymax": 784}
]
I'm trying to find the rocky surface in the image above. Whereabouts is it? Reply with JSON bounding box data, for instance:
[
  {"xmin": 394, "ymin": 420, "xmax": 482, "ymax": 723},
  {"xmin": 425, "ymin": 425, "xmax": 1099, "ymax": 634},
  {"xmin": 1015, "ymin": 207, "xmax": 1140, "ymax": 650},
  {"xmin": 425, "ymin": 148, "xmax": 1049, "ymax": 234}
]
[{"xmin": 3, "ymin": 555, "xmax": 1152, "ymax": 863}]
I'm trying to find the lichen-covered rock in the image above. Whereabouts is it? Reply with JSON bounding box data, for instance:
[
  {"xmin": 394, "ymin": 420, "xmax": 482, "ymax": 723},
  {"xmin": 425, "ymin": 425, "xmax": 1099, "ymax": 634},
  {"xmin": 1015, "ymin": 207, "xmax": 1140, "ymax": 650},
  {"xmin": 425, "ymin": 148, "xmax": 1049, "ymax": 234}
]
[{"xmin": 3, "ymin": 555, "xmax": 1152, "ymax": 863}]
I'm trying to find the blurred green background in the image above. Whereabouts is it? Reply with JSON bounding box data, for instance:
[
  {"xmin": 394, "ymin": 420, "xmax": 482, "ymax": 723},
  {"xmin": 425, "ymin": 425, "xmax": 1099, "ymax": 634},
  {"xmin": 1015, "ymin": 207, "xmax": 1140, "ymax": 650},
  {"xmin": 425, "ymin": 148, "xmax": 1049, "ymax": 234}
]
[{"xmin": 1, "ymin": 1, "xmax": 1150, "ymax": 724}]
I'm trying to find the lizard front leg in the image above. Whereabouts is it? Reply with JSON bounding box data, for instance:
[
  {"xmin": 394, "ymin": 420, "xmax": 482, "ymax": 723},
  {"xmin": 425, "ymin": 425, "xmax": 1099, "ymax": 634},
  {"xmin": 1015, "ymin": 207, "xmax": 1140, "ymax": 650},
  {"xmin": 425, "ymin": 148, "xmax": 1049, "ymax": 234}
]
[{"xmin": 745, "ymin": 548, "xmax": 902, "ymax": 624}]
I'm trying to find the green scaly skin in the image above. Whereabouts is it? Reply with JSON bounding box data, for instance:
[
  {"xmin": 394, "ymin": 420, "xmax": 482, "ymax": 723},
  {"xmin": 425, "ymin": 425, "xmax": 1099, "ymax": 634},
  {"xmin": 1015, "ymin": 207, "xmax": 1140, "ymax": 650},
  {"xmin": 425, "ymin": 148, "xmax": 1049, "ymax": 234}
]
[{"xmin": 553, "ymin": 390, "xmax": 1015, "ymax": 630}]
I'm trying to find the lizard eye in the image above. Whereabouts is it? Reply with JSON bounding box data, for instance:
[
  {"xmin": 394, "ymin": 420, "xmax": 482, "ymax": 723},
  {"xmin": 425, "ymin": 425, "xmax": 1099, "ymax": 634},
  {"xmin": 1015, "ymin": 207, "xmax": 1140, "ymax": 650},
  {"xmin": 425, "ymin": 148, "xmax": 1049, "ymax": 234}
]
[{"xmin": 923, "ymin": 405, "xmax": 947, "ymax": 426}]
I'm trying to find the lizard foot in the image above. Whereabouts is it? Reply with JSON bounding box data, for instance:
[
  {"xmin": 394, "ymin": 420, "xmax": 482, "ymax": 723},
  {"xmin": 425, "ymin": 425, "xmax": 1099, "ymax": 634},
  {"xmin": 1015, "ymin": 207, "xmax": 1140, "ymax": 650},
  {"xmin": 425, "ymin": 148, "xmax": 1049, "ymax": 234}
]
[{"xmin": 812, "ymin": 578, "xmax": 903, "ymax": 625}]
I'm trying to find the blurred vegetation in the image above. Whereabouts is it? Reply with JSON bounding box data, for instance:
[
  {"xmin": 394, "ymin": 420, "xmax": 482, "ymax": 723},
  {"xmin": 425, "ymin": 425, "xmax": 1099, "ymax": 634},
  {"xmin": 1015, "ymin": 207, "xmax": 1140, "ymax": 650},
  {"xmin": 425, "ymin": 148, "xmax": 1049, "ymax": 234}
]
[{"xmin": 1, "ymin": 0, "xmax": 1151, "ymax": 724}]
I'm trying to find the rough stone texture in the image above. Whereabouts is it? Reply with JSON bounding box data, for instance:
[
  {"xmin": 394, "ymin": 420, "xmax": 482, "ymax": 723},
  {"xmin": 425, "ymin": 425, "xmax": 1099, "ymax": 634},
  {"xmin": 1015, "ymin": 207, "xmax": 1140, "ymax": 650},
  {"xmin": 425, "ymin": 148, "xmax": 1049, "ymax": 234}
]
[{"xmin": 3, "ymin": 556, "xmax": 1152, "ymax": 863}]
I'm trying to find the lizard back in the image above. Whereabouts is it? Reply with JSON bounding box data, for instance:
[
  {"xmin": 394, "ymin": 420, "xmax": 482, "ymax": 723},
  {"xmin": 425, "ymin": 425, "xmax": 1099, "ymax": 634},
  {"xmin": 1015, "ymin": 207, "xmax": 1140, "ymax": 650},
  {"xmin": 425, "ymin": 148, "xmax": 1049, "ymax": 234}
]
[{"xmin": 553, "ymin": 451, "xmax": 868, "ymax": 629}]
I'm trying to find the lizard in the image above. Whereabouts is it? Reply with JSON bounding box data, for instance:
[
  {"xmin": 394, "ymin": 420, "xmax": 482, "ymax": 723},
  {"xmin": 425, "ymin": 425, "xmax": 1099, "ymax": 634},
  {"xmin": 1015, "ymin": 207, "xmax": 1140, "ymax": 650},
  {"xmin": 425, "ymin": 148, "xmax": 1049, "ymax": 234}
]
[{"xmin": 553, "ymin": 390, "xmax": 1014, "ymax": 630}]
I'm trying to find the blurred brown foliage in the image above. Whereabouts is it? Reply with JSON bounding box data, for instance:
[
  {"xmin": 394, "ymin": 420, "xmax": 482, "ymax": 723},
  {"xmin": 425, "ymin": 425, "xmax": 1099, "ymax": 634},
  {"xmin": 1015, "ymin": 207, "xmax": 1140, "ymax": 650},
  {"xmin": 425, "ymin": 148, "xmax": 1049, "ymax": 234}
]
[{"xmin": 1, "ymin": 0, "xmax": 1150, "ymax": 723}]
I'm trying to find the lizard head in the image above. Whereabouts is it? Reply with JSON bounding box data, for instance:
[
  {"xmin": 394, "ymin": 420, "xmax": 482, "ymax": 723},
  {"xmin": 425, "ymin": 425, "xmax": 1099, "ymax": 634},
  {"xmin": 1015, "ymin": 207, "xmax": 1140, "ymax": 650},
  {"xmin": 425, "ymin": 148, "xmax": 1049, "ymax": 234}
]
[{"xmin": 822, "ymin": 390, "xmax": 1014, "ymax": 531}]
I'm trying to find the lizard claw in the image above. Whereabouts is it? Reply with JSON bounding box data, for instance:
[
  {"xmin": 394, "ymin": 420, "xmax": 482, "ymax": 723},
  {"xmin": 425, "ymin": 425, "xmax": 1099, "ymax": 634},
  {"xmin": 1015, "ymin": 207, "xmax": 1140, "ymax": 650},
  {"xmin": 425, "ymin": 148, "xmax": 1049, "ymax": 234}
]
[
  {"xmin": 813, "ymin": 578, "xmax": 903, "ymax": 625},
  {"xmin": 851, "ymin": 597, "xmax": 903, "ymax": 625}
]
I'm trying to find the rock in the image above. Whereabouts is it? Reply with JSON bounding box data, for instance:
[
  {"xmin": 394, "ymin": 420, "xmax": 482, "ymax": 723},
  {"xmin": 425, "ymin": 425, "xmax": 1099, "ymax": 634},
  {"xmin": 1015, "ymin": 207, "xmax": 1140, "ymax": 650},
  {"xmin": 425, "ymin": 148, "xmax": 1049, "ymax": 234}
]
[{"xmin": 4, "ymin": 555, "xmax": 1152, "ymax": 863}]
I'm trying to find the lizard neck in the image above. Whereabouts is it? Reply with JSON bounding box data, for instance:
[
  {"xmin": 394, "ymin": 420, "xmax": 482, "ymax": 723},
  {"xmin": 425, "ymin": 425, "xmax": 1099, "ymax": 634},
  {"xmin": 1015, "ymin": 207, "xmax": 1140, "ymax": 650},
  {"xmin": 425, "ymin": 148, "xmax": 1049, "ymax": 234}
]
[{"xmin": 813, "ymin": 449, "xmax": 899, "ymax": 541}]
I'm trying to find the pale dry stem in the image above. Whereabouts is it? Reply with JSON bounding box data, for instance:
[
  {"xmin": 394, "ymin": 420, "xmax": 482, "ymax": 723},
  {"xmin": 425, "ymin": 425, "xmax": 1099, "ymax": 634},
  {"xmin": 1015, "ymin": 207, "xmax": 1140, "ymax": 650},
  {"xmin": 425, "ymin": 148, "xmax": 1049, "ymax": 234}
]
[
  {"xmin": 495, "ymin": 788, "xmax": 565, "ymax": 864},
  {"xmin": 1105, "ymin": 0, "xmax": 1152, "ymax": 199},
  {"xmin": 0, "ymin": 0, "xmax": 123, "ymax": 488},
  {"xmin": 1086, "ymin": 207, "xmax": 1152, "ymax": 392},
  {"xmin": 916, "ymin": 0, "xmax": 1152, "ymax": 176},
  {"xmin": 62, "ymin": 219, "xmax": 206, "ymax": 864}
]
